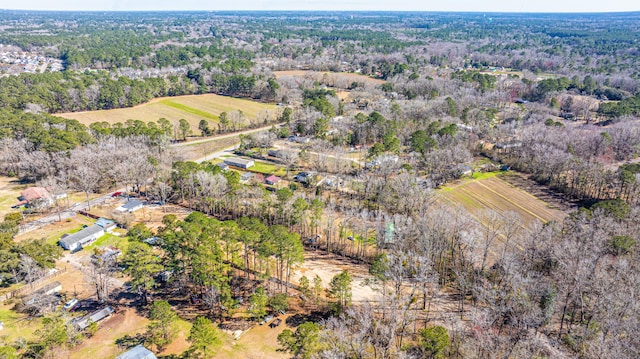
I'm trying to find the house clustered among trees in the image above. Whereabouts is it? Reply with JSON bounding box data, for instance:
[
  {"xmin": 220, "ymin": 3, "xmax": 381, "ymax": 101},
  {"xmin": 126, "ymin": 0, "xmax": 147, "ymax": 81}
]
[{"xmin": 0, "ymin": 10, "xmax": 639, "ymax": 359}]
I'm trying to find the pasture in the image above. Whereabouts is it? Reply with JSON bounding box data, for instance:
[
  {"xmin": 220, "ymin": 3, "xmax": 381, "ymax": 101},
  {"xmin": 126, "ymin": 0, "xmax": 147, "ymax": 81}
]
[{"xmin": 56, "ymin": 94, "xmax": 277, "ymax": 133}]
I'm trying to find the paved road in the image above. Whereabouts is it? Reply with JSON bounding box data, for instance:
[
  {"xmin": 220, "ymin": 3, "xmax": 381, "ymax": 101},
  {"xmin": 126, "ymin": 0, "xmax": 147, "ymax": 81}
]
[
  {"xmin": 19, "ymin": 193, "xmax": 119, "ymax": 234},
  {"xmin": 172, "ymin": 124, "xmax": 277, "ymax": 148}
]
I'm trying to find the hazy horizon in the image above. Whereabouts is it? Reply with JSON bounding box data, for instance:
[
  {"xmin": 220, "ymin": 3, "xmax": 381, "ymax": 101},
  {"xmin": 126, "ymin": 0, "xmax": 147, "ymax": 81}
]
[{"xmin": 0, "ymin": 0, "xmax": 638, "ymax": 13}]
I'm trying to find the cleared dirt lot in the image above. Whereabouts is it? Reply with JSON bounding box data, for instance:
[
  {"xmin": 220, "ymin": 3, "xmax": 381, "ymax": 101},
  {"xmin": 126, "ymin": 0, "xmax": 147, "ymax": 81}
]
[{"xmin": 293, "ymin": 250, "xmax": 381, "ymax": 302}]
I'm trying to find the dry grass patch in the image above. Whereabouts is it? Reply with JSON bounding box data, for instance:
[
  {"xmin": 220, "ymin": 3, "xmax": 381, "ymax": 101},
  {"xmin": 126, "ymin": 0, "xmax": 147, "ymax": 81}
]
[{"xmin": 0, "ymin": 176, "xmax": 25, "ymax": 219}]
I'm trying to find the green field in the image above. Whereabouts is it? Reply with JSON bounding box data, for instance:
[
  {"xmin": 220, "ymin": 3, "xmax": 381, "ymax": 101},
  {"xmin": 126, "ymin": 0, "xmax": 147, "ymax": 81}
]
[
  {"xmin": 160, "ymin": 100, "xmax": 221, "ymax": 121},
  {"xmin": 56, "ymin": 94, "xmax": 277, "ymax": 133},
  {"xmin": 250, "ymin": 161, "xmax": 286, "ymax": 176},
  {"xmin": 0, "ymin": 307, "xmax": 43, "ymax": 342}
]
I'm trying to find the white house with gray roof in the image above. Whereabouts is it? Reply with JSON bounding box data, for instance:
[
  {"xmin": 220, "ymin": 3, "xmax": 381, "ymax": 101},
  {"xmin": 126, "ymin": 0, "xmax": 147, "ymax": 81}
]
[{"xmin": 59, "ymin": 225, "xmax": 104, "ymax": 251}]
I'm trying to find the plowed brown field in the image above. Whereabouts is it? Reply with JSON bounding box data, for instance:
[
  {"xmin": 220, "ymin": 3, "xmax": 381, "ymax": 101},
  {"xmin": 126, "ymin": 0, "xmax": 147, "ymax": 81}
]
[{"xmin": 443, "ymin": 175, "xmax": 566, "ymax": 225}]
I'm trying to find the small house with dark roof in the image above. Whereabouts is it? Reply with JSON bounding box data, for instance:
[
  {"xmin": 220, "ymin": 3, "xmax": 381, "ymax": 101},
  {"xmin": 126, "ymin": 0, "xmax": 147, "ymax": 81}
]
[
  {"xmin": 116, "ymin": 199, "xmax": 144, "ymax": 213},
  {"xmin": 116, "ymin": 345, "xmax": 157, "ymax": 359},
  {"xmin": 59, "ymin": 225, "xmax": 105, "ymax": 251}
]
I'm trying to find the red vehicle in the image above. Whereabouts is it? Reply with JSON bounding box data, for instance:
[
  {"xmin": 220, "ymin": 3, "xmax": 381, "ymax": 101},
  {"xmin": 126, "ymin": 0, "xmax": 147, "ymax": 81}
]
[{"xmin": 112, "ymin": 191, "xmax": 122, "ymax": 197}]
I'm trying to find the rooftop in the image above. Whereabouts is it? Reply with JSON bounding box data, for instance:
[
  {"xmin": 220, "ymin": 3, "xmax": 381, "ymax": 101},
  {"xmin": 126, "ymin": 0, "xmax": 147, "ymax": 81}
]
[
  {"xmin": 59, "ymin": 225, "xmax": 104, "ymax": 248},
  {"xmin": 224, "ymin": 157, "xmax": 254, "ymax": 166},
  {"xmin": 20, "ymin": 187, "xmax": 51, "ymax": 202},
  {"xmin": 95, "ymin": 217, "xmax": 115, "ymax": 228},
  {"xmin": 116, "ymin": 345, "xmax": 157, "ymax": 359},
  {"xmin": 76, "ymin": 306, "xmax": 114, "ymax": 330},
  {"xmin": 121, "ymin": 199, "xmax": 144, "ymax": 210}
]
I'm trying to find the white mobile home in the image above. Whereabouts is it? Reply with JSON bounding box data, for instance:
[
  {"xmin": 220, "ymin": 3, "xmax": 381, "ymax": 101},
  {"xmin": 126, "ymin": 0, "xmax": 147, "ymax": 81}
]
[
  {"xmin": 224, "ymin": 157, "xmax": 255, "ymax": 169},
  {"xmin": 59, "ymin": 225, "xmax": 105, "ymax": 251}
]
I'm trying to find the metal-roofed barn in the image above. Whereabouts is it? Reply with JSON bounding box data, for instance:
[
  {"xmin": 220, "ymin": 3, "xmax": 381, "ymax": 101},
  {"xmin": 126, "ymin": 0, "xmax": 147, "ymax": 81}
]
[{"xmin": 75, "ymin": 306, "xmax": 114, "ymax": 330}]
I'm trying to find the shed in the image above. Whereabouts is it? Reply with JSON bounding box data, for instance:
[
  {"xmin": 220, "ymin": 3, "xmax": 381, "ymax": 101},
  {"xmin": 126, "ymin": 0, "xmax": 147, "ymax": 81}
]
[
  {"xmin": 95, "ymin": 218, "xmax": 117, "ymax": 232},
  {"xmin": 25, "ymin": 281, "xmax": 62, "ymax": 305},
  {"xmin": 224, "ymin": 157, "xmax": 255, "ymax": 169},
  {"xmin": 265, "ymin": 175, "xmax": 281, "ymax": 186},
  {"xmin": 216, "ymin": 162, "xmax": 229, "ymax": 171},
  {"xmin": 59, "ymin": 225, "xmax": 105, "ymax": 251},
  {"xmin": 267, "ymin": 149, "xmax": 281, "ymax": 157},
  {"xmin": 116, "ymin": 345, "xmax": 157, "ymax": 359},
  {"xmin": 460, "ymin": 165, "xmax": 473, "ymax": 176},
  {"xmin": 292, "ymin": 136, "xmax": 310, "ymax": 144},
  {"xmin": 75, "ymin": 306, "xmax": 114, "ymax": 330},
  {"xmin": 240, "ymin": 172, "xmax": 254, "ymax": 182},
  {"xmin": 117, "ymin": 199, "xmax": 144, "ymax": 213}
]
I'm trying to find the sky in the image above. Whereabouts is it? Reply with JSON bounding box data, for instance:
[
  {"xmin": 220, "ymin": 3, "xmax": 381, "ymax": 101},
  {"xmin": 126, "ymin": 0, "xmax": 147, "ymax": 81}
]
[{"xmin": 0, "ymin": 0, "xmax": 637, "ymax": 13}]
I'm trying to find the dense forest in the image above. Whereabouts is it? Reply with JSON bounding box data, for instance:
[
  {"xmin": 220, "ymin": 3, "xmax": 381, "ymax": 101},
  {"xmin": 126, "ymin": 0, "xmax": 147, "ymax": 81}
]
[{"xmin": 0, "ymin": 10, "xmax": 639, "ymax": 359}]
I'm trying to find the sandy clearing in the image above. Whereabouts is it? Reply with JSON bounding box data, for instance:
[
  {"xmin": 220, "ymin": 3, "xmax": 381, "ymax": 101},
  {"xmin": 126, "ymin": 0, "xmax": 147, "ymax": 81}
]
[{"xmin": 292, "ymin": 250, "xmax": 381, "ymax": 302}]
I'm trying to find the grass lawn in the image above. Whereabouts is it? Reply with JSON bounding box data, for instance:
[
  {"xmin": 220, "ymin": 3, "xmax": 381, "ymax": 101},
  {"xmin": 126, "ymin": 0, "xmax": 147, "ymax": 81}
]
[
  {"xmin": 86, "ymin": 233, "xmax": 129, "ymax": 251},
  {"xmin": 250, "ymin": 161, "xmax": 286, "ymax": 177},
  {"xmin": 470, "ymin": 171, "xmax": 501, "ymax": 180},
  {"xmin": 0, "ymin": 306, "xmax": 43, "ymax": 343}
]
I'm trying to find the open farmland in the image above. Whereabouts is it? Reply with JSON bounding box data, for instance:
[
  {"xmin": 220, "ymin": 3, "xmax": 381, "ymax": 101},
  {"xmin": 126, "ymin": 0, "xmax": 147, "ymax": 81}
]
[
  {"xmin": 442, "ymin": 173, "xmax": 567, "ymax": 225},
  {"xmin": 56, "ymin": 94, "xmax": 277, "ymax": 132}
]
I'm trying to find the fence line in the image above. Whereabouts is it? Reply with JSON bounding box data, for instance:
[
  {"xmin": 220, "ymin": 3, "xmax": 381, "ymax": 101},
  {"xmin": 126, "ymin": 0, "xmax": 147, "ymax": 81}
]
[{"xmin": 0, "ymin": 267, "xmax": 67, "ymax": 302}]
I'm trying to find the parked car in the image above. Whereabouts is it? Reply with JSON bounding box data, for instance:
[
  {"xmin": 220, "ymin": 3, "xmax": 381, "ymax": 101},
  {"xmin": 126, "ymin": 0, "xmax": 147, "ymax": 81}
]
[
  {"xmin": 269, "ymin": 318, "xmax": 282, "ymax": 328},
  {"xmin": 260, "ymin": 314, "xmax": 274, "ymax": 325},
  {"xmin": 63, "ymin": 298, "xmax": 79, "ymax": 311}
]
